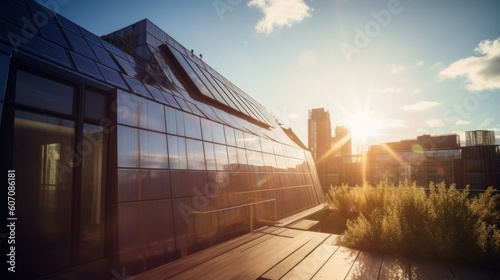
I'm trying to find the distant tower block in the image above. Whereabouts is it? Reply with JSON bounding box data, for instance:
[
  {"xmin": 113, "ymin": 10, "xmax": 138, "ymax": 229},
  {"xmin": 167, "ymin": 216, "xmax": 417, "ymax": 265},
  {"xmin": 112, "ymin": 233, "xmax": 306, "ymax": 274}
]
[{"xmin": 466, "ymin": 130, "xmax": 495, "ymax": 146}]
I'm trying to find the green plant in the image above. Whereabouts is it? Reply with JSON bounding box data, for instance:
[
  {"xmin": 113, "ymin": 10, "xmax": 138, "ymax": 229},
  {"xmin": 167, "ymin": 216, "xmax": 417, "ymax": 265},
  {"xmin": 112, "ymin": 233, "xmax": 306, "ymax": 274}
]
[{"xmin": 326, "ymin": 181, "xmax": 500, "ymax": 268}]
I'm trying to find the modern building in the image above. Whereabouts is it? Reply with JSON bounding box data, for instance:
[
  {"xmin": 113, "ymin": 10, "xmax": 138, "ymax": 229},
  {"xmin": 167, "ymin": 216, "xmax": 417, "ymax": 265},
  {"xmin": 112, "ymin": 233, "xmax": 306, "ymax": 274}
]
[
  {"xmin": 366, "ymin": 132, "xmax": 500, "ymax": 190},
  {"xmin": 308, "ymin": 108, "xmax": 332, "ymax": 187},
  {"xmin": 332, "ymin": 125, "xmax": 351, "ymax": 156},
  {"xmin": 458, "ymin": 131, "xmax": 500, "ymax": 189},
  {"xmin": 0, "ymin": 1, "xmax": 325, "ymax": 279},
  {"xmin": 367, "ymin": 134, "xmax": 462, "ymax": 186},
  {"xmin": 307, "ymin": 108, "xmax": 357, "ymax": 188}
]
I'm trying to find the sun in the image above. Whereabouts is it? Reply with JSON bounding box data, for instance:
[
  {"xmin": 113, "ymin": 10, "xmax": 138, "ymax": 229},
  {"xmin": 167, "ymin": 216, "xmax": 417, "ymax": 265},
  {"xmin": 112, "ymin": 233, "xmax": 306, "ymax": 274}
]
[{"xmin": 347, "ymin": 111, "xmax": 384, "ymax": 149}]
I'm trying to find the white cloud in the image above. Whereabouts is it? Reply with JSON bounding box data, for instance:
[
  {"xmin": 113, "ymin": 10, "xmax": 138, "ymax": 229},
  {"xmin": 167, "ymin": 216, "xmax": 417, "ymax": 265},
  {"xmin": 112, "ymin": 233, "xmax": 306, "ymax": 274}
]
[
  {"xmin": 413, "ymin": 88, "xmax": 422, "ymax": 94},
  {"xmin": 375, "ymin": 87, "xmax": 402, "ymax": 93},
  {"xmin": 402, "ymin": 101, "xmax": 441, "ymax": 112},
  {"xmin": 440, "ymin": 38, "xmax": 500, "ymax": 91},
  {"xmin": 487, "ymin": 127, "xmax": 500, "ymax": 132},
  {"xmin": 478, "ymin": 117, "xmax": 494, "ymax": 129},
  {"xmin": 426, "ymin": 119, "xmax": 445, "ymax": 127},
  {"xmin": 391, "ymin": 64, "xmax": 405, "ymax": 74},
  {"xmin": 415, "ymin": 61, "xmax": 425, "ymax": 67},
  {"xmin": 248, "ymin": 0, "xmax": 312, "ymax": 34},
  {"xmin": 456, "ymin": 120, "xmax": 471, "ymax": 125},
  {"xmin": 386, "ymin": 119, "xmax": 407, "ymax": 128}
]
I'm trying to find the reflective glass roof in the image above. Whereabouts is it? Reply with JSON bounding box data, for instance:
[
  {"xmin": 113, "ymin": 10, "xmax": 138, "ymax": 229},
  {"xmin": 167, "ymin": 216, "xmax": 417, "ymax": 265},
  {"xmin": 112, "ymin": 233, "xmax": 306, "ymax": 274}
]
[{"xmin": 0, "ymin": 2, "xmax": 304, "ymax": 149}]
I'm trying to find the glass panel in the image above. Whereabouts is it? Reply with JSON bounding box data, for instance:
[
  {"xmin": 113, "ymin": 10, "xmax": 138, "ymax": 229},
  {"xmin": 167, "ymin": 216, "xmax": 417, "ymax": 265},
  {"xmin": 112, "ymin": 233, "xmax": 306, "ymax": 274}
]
[
  {"xmin": 117, "ymin": 125, "xmax": 139, "ymax": 167},
  {"xmin": 169, "ymin": 47, "xmax": 215, "ymax": 99},
  {"xmin": 183, "ymin": 113, "xmax": 202, "ymax": 139},
  {"xmin": 143, "ymin": 170, "xmax": 171, "ymax": 200},
  {"xmin": 84, "ymin": 89, "xmax": 106, "ymax": 121},
  {"xmin": 201, "ymin": 118, "xmax": 213, "ymax": 142},
  {"xmin": 16, "ymin": 70, "xmax": 74, "ymax": 115},
  {"xmin": 224, "ymin": 126, "xmax": 236, "ymax": 147},
  {"xmin": 186, "ymin": 139, "xmax": 206, "ymax": 170},
  {"xmin": 79, "ymin": 124, "xmax": 106, "ymax": 263},
  {"xmin": 214, "ymin": 144, "xmax": 228, "ymax": 171},
  {"xmin": 140, "ymin": 130, "xmax": 168, "ymax": 169},
  {"xmin": 39, "ymin": 20, "xmax": 68, "ymax": 48},
  {"xmin": 13, "ymin": 111, "xmax": 74, "ymax": 277},
  {"xmin": 175, "ymin": 109, "xmax": 185, "ymax": 136},
  {"xmin": 204, "ymin": 142, "xmax": 216, "ymax": 170},
  {"xmin": 140, "ymin": 99, "xmax": 165, "ymax": 132},
  {"xmin": 227, "ymin": 146, "xmax": 238, "ymax": 165},
  {"xmin": 165, "ymin": 107, "xmax": 177, "ymax": 135},
  {"xmin": 123, "ymin": 75, "xmax": 153, "ymax": 99},
  {"xmin": 112, "ymin": 53, "xmax": 138, "ymax": 77},
  {"xmin": 145, "ymin": 84, "xmax": 168, "ymax": 104},
  {"xmin": 116, "ymin": 90, "xmax": 140, "ymax": 126},
  {"xmin": 63, "ymin": 29, "xmax": 97, "ymax": 60},
  {"xmin": 71, "ymin": 52, "xmax": 104, "ymax": 80},
  {"xmin": 211, "ymin": 122, "xmax": 225, "ymax": 144},
  {"xmin": 168, "ymin": 135, "xmax": 187, "ymax": 169},
  {"xmin": 38, "ymin": 38, "xmax": 72, "ymax": 68},
  {"xmin": 89, "ymin": 42, "xmax": 119, "ymax": 70},
  {"xmin": 97, "ymin": 64, "xmax": 128, "ymax": 89},
  {"xmin": 234, "ymin": 129, "xmax": 245, "ymax": 148},
  {"xmin": 174, "ymin": 97, "xmax": 192, "ymax": 112}
]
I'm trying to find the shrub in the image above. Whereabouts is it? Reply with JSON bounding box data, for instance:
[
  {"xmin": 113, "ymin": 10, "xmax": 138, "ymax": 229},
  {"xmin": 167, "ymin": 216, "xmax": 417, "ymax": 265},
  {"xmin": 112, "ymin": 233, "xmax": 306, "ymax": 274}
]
[{"xmin": 327, "ymin": 181, "xmax": 500, "ymax": 267}]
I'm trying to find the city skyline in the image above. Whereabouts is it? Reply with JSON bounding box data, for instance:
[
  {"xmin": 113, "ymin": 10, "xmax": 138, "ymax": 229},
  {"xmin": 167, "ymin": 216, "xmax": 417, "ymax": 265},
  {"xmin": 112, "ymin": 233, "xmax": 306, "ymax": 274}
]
[{"xmin": 40, "ymin": 0, "xmax": 500, "ymax": 149}]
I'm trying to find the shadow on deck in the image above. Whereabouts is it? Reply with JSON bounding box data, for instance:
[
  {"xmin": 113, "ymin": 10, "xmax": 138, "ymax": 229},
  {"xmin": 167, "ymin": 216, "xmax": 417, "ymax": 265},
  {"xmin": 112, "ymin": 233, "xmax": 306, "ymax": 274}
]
[{"xmin": 129, "ymin": 226, "xmax": 500, "ymax": 280}]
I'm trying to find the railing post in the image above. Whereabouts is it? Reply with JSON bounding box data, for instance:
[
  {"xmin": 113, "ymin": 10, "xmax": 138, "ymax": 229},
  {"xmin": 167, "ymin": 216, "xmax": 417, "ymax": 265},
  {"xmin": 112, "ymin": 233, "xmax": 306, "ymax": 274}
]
[{"xmin": 250, "ymin": 204, "xmax": 254, "ymax": 232}]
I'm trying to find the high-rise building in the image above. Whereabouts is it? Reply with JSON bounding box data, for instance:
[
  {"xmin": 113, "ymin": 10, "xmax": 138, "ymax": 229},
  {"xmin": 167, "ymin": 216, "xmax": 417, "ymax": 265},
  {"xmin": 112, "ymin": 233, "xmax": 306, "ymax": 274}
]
[
  {"xmin": 307, "ymin": 108, "xmax": 357, "ymax": 188},
  {"xmin": 308, "ymin": 108, "xmax": 332, "ymax": 187},
  {"xmin": 332, "ymin": 126, "xmax": 352, "ymax": 156},
  {"xmin": 308, "ymin": 108, "xmax": 331, "ymax": 161},
  {"xmin": 0, "ymin": 2, "xmax": 325, "ymax": 279}
]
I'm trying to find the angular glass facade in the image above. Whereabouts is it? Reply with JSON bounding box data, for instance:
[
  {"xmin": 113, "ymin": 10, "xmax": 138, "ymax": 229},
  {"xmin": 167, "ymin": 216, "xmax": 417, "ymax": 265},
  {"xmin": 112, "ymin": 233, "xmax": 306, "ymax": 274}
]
[{"xmin": 0, "ymin": 1, "xmax": 325, "ymax": 278}]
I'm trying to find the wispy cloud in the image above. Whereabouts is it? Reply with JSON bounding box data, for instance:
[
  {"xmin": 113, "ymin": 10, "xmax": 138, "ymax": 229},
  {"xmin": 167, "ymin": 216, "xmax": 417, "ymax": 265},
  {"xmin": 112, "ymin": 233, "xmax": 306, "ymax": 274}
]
[
  {"xmin": 426, "ymin": 119, "xmax": 445, "ymax": 127},
  {"xmin": 248, "ymin": 0, "xmax": 312, "ymax": 34},
  {"xmin": 402, "ymin": 101, "xmax": 441, "ymax": 112},
  {"xmin": 386, "ymin": 119, "xmax": 407, "ymax": 128},
  {"xmin": 456, "ymin": 120, "xmax": 471, "ymax": 125},
  {"xmin": 391, "ymin": 64, "xmax": 405, "ymax": 74},
  {"xmin": 440, "ymin": 38, "xmax": 500, "ymax": 91},
  {"xmin": 375, "ymin": 87, "xmax": 402, "ymax": 93},
  {"xmin": 413, "ymin": 88, "xmax": 422, "ymax": 94},
  {"xmin": 415, "ymin": 61, "xmax": 425, "ymax": 67}
]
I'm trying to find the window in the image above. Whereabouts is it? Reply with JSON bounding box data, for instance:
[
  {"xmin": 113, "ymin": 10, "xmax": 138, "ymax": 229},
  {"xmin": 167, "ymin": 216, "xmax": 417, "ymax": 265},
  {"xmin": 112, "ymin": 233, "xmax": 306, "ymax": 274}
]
[
  {"xmin": 15, "ymin": 70, "xmax": 74, "ymax": 115},
  {"xmin": 12, "ymin": 69, "xmax": 109, "ymax": 278}
]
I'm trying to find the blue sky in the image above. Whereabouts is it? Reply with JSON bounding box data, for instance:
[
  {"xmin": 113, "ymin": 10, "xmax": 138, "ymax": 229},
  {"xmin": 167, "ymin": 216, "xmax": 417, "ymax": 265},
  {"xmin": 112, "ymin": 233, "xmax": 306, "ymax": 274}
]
[{"xmin": 41, "ymin": 0, "xmax": 500, "ymax": 150}]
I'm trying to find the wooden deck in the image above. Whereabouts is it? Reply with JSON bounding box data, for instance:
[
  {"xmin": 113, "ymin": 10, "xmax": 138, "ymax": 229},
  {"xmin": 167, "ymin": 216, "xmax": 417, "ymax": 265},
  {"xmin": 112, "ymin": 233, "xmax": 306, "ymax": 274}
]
[{"xmin": 130, "ymin": 226, "xmax": 499, "ymax": 280}]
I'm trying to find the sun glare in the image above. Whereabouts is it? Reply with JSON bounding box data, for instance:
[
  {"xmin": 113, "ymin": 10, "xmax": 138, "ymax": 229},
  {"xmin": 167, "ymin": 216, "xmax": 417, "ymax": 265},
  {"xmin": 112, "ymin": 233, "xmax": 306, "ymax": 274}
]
[{"xmin": 347, "ymin": 111, "xmax": 383, "ymax": 149}]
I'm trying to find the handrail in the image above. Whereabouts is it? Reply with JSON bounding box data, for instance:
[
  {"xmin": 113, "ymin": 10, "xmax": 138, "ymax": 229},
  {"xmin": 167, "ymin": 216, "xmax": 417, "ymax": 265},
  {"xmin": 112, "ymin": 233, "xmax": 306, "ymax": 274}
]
[{"xmin": 190, "ymin": 198, "xmax": 276, "ymax": 215}]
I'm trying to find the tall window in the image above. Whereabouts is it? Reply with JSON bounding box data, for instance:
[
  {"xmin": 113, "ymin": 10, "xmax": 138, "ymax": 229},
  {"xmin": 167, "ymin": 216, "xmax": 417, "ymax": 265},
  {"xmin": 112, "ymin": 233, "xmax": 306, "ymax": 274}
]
[{"xmin": 13, "ymin": 69, "xmax": 109, "ymax": 278}]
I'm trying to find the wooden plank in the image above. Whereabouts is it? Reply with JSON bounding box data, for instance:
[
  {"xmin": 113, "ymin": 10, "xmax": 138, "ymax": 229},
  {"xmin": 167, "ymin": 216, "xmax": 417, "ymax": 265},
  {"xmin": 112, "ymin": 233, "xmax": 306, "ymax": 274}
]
[
  {"xmin": 378, "ymin": 254, "xmax": 410, "ymax": 280},
  {"xmin": 287, "ymin": 219, "xmax": 319, "ymax": 230},
  {"xmin": 174, "ymin": 229, "xmax": 314, "ymax": 279},
  {"xmin": 322, "ymin": 234, "xmax": 340, "ymax": 246},
  {"xmin": 259, "ymin": 232, "xmax": 331, "ymax": 279},
  {"xmin": 410, "ymin": 258, "xmax": 455, "ymax": 280},
  {"xmin": 344, "ymin": 251, "xmax": 383, "ymax": 280},
  {"xmin": 312, "ymin": 246, "xmax": 359, "ymax": 279},
  {"xmin": 133, "ymin": 227, "xmax": 282, "ymax": 280},
  {"xmin": 235, "ymin": 227, "xmax": 288, "ymax": 252},
  {"xmin": 448, "ymin": 264, "xmax": 490, "ymax": 280},
  {"xmin": 281, "ymin": 244, "xmax": 338, "ymax": 280}
]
